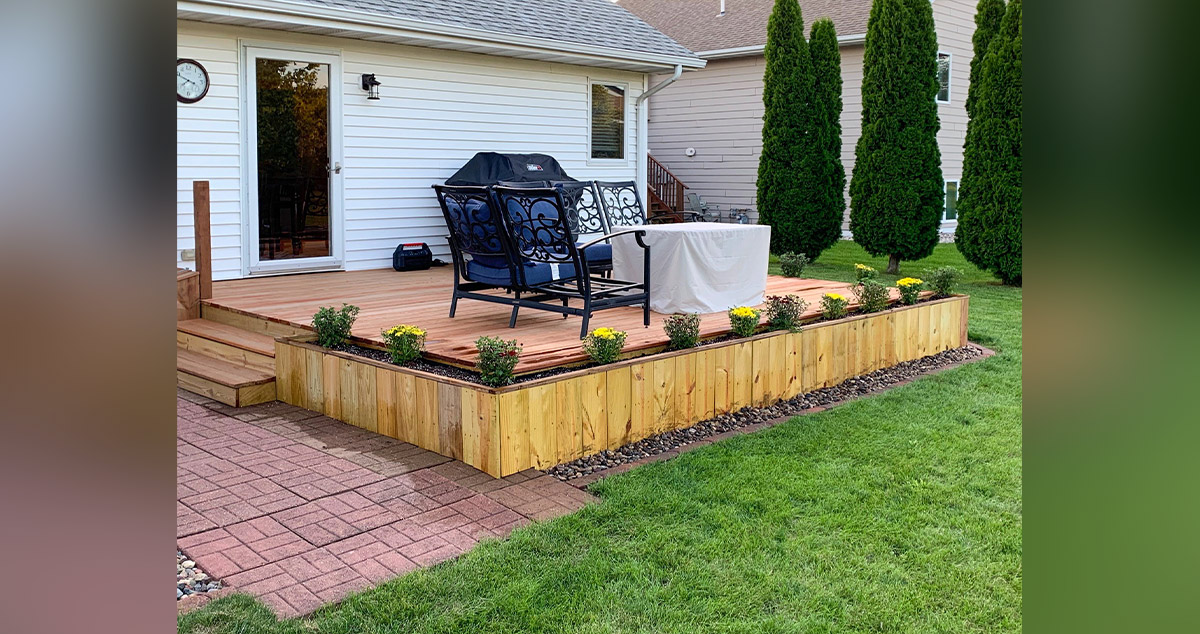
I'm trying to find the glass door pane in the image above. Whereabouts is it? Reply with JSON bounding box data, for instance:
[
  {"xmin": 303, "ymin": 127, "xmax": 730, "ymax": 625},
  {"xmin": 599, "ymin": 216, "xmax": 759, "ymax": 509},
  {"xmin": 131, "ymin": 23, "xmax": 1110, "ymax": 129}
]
[{"xmin": 255, "ymin": 59, "xmax": 330, "ymax": 261}]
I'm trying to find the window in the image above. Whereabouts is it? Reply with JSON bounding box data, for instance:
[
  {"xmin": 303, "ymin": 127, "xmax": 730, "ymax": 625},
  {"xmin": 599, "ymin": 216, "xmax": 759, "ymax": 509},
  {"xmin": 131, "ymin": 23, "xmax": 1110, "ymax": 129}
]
[
  {"xmin": 590, "ymin": 82, "xmax": 626, "ymax": 160},
  {"xmin": 936, "ymin": 52, "xmax": 951, "ymax": 103},
  {"xmin": 944, "ymin": 180, "xmax": 958, "ymax": 221}
]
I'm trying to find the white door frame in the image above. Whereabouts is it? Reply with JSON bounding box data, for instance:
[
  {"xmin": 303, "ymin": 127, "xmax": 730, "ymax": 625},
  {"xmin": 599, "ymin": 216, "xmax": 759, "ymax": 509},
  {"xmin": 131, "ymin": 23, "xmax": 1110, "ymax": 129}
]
[{"xmin": 241, "ymin": 42, "xmax": 344, "ymax": 276}]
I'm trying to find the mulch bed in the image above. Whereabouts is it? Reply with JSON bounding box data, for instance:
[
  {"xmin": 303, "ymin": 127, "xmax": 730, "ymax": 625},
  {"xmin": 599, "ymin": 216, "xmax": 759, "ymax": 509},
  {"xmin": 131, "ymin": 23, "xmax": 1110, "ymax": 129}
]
[{"xmin": 545, "ymin": 344, "xmax": 991, "ymax": 486}]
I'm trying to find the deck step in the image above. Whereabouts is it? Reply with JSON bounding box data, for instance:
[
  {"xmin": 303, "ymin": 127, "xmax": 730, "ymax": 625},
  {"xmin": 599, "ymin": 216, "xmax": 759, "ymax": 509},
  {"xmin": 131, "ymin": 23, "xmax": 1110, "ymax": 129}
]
[
  {"xmin": 178, "ymin": 319, "xmax": 276, "ymax": 357},
  {"xmin": 177, "ymin": 346, "xmax": 276, "ymax": 407}
]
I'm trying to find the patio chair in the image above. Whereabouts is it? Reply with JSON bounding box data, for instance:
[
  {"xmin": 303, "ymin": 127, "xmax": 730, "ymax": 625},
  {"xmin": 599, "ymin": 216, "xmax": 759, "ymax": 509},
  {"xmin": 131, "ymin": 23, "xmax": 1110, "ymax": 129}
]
[
  {"xmin": 491, "ymin": 185, "xmax": 651, "ymax": 337},
  {"xmin": 597, "ymin": 180, "xmax": 702, "ymax": 226},
  {"xmin": 432, "ymin": 184, "xmax": 523, "ymax": 319},
  {"xmin": 554, "ymin": 180, "xmax": 612, "ymax": 275},
  {"xmin": 684, "ymin": 191, "xmax": 721, "ymax": 222}
]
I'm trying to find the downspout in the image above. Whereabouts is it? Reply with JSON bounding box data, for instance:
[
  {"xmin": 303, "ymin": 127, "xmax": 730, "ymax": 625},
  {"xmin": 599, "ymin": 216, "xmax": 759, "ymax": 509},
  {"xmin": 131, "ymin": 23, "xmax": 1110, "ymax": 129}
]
[{"xmin": 636, "ymin": 64, "xmax": 683, "ymax": 201}]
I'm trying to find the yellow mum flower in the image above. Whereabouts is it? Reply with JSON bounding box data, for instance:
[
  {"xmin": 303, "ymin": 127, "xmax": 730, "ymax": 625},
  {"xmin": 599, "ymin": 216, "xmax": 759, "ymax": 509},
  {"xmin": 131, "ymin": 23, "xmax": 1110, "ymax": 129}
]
[
  {"xmin": 591, "ymin": 327, "xmax": 622, "ymax": 340},
  {"xmin": 386, "ymin": 325, "xmax": 425, "ymax": 337},
  {"xmin": 896, "ymin": 277, "xmax": 923, "ymax": 287},
  {"xmin": 854, "ymin": 263, "xmax": 874, "ymax": 271},
  {"xmin": 824, "ymin": 293, "xmax": 844, "ymax": 301},
  {"xmin": 730, "ymin": 306, "xmax": 757, "ymax": 318}
]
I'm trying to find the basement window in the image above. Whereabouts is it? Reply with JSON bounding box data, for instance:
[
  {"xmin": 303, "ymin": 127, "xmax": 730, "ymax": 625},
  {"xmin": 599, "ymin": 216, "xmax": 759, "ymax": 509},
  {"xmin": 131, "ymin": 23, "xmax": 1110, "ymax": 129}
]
[
  {"xmin": 589, "ymin": 82, "xmax": 626, "ymax": 160},
  {"xmin": 937, "ymin": 52, "xmax": 951, "ymax": 103}
]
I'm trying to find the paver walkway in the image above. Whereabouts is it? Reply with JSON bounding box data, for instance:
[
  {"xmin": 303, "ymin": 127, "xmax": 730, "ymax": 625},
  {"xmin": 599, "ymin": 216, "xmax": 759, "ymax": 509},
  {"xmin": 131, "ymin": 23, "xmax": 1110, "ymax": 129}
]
[{"xmin": 177, "ymin": 390, "xmax": 595, "ymax": 617}]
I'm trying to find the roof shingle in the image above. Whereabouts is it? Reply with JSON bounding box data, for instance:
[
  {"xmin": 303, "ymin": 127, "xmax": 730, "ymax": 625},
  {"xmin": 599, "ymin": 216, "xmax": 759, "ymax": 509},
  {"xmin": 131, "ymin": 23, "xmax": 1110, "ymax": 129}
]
[
  {"xmin": 292, "ymin": 0, "xmax": 700, "ymax": 59},
  {"xmin": 617, "ymin": 0, "xmax": 871, "ymax": 53}
]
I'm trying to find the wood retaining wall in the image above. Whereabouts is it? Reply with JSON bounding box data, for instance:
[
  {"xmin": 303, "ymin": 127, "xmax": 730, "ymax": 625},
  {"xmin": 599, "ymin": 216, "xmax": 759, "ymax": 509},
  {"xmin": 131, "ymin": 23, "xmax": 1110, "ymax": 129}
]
[{"xmin": 275, "ymin": 295, "xmax": 969, "ymax": 477}]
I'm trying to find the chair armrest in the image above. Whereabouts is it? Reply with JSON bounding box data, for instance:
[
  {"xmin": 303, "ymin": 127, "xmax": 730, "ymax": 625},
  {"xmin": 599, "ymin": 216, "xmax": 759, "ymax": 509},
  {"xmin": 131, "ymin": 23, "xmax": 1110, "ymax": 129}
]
[{"xmin": 578, "ymin": 228, "xmax": 649, "ymax": 250}]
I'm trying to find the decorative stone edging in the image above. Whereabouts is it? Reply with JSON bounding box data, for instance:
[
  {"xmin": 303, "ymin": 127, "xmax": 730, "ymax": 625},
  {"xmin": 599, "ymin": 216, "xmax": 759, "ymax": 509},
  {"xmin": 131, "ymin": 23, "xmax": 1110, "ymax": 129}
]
[{"xmin": 550, "ymin": 344, "xmax": 994, "ymax": 487}]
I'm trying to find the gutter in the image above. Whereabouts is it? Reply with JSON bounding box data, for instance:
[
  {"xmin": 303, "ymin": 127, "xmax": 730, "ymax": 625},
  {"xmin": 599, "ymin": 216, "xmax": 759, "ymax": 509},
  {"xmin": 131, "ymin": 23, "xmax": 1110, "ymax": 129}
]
[
  {"xmin": 179, "ymin": 0, "xmax": 706, "ymax": 71},
  {"xmin": 636, "ymin": 64, "xmax": 683, "ymax": 201},
  {"xmin": 696, "ymin": 32, "xmax": 867, "ymax": 60}
]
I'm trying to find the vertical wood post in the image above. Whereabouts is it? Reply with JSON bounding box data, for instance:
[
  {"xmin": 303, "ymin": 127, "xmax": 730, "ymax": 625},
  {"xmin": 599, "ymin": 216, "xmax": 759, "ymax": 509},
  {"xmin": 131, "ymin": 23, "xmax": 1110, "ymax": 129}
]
[
  {"xmin": 193, "ymin": 180, "xmax": 212, "ymax": 300},
  {"xmin": 675, "ymin": 180, "xmax": 684, "ymax": 212}
]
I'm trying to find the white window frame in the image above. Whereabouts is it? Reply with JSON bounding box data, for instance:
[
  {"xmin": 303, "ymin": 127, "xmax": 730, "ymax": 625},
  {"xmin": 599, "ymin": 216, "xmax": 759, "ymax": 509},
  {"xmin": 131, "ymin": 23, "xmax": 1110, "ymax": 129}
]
[
  {"xmin": 943, "ymin": 179, "xmax": 959, "ymax": 224},
  {"xmin": 936, "ymin": 51, "xmax": 952, "ymax": 104},
  {"xmin": 587, "ymin": 79, "xmax": 631, "ymax": 164}
]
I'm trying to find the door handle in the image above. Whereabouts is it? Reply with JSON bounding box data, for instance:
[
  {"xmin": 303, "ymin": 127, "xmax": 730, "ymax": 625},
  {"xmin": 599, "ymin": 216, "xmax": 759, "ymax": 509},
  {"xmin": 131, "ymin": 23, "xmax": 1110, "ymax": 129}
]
[{"xmin": 330, "ymin": 162, "xmax": 342, "ymax": 174}]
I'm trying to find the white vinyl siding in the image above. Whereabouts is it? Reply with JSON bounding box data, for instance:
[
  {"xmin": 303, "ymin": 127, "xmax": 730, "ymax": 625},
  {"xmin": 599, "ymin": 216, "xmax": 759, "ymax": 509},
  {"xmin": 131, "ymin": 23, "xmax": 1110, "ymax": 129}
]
[{"xmin": 178, "ymin": 20, "xmax": 643, "ymax": 280}]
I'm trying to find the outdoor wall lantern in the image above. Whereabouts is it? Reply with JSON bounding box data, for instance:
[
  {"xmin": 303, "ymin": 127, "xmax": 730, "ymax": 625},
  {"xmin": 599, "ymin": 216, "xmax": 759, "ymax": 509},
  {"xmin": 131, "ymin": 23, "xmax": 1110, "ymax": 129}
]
[{"xmin": 361, "ymin": 74, "xmax": 381, "ymax": 100}]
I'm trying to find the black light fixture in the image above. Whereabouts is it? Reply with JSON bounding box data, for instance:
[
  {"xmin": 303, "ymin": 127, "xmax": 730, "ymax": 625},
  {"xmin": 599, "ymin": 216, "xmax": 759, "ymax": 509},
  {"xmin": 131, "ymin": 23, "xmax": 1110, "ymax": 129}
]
[{"xmin": 361, "ymin": 73, "xmax": 381, "ymax": 100}]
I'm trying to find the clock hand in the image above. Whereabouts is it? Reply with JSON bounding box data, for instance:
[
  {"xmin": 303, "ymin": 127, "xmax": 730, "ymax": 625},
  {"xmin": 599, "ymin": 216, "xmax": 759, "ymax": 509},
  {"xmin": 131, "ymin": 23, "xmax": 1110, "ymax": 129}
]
[{"xmin": 177, "ymin": 73, "xmax": 196, "ymax": 88}]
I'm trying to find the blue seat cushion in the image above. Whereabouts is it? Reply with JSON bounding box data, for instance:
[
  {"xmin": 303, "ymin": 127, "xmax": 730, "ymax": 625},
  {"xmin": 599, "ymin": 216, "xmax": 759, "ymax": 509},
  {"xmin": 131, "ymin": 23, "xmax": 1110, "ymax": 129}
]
[
  {"xmin": 580, "ymin": 242, "xmax": 611, "ymax": 264},
  {"xmin": 466, "ymin": 259, "xmax": 578, "ymax": 287}
]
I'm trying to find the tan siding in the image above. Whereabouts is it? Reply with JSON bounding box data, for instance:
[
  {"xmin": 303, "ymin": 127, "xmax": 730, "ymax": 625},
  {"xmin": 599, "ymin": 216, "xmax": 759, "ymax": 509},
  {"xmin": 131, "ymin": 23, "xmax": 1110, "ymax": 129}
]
[
  {"xmin": 647, "ymin": 0, "xmax": 977, "ymax": 235},
  {"xmin": 178, "ymin": 20, "xmax": 643, "ymax": 280}
]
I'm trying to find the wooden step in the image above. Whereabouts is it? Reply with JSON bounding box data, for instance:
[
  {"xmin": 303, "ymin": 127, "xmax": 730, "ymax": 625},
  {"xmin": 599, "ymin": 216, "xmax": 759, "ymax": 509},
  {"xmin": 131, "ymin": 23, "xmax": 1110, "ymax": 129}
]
[
  {"xmin": 177, "ymin": 346, "xmax": 276, "ymax": 407},
  {"xmin": 201, "ymin": 303, "xmax": 311, "ymax": 339},
  {"xmin": 177, "ymin": 319, "xmax": 276, "ymax": 372}
]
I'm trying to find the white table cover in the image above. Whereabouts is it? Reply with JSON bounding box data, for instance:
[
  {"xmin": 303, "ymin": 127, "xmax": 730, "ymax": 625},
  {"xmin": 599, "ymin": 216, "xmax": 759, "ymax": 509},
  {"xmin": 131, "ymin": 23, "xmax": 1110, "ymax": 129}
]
[{"xmin": 610, "ymin": 223, "xmax": 771, "ymax": 314}]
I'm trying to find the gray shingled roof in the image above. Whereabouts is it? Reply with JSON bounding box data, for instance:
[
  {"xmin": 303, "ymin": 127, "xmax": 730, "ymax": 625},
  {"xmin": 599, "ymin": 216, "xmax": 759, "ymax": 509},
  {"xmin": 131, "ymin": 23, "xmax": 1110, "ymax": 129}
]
[
  {"xmin": 618, "ymin": 0, "xmax": 871, "ymax": 53},
  {"xmin": 293, "ymin": 0, "xmax": 699, "ymax": 59}
]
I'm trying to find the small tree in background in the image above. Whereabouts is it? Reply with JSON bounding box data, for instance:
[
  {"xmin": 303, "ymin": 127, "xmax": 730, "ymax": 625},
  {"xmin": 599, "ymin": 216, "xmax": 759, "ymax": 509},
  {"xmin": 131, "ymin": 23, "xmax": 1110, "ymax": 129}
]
[
  {"xmin": 966, "ymin": 0, "xmax": 1007, "ymax": 120},
  {"xmin": 849, "ymin": 0, "xmax": 943, "ymax": 274},
  {"xmin": 801, "ymin": 17, "xmax": 846, "ymax": 260},
  {"xmin": 956, "ymin": 0, "xmax": 1022, "ymax": 284},
  {"xmin": 756, "ymin": 0, "xmax": 816, "ymax": 255}
]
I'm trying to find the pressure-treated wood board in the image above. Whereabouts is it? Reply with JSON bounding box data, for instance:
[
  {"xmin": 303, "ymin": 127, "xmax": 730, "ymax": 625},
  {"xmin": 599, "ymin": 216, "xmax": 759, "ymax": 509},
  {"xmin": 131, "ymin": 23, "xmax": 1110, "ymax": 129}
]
[
  {"xmin": 209, "ymin": 268, "xmax": 908, "ymax": 373},
  {"xmin": 273, "ymin": 296, "xmax": 969, "ymax": 478}
]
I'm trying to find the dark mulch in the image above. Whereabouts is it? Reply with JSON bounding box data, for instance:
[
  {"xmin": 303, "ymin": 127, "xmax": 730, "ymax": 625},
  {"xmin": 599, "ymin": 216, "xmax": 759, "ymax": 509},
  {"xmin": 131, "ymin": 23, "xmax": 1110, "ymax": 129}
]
[{"xmin": 544, "ymin": 344, "xmax": 985, "ymax": 482}]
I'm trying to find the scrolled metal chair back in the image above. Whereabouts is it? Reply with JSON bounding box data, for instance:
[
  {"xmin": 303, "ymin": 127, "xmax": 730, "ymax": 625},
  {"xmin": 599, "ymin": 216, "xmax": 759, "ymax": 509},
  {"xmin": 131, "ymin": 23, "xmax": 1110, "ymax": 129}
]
[
  {"xmin": 596, "ymin": 180, "xmax": 647, "ymax": 228},
  {"xmin": 553, "ymin": 180, "xmax": 606, "ymax": 237},
  {"xmin": 490, "ymin": 187, "xmax": 583, "ymax": 287},
  {"xmin": 433, "ymin": 184, "xmax": 512, "ymax": 272}
]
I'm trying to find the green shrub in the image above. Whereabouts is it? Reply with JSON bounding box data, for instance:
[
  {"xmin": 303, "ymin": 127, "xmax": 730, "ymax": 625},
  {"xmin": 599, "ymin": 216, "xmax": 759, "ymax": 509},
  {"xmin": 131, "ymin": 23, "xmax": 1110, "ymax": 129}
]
[
  {"xmin": 804, "ymin": 18, "xmax": 847, "ymax": 261},
  {"xmin": 821, "ymin": 293, "xmax": 848, "ymax": 320},
  {"xmin": 663, "ymin": 313, "xmax": 701, "ymax": 350},
  {"xmin": 312, "ymin": 304, "xmax": 359, "ymax": 348},
  {"xmin": 381, "ymin": 324, "xmax": 426, "ymax": 365},
  {"xmin": 896, "ymin": 277, "xmax": 924, "ymax": 305},
  {"xmin": 778, "ymin": 252, "xmax": 810, "ymax": 278},
  {"xmin": 925, "ymin": 266, "xmax": 962, "ymax": 297},
  {"xmin": 764, "ymin": 295, "xmax": 808, "ymax": 332},
  {"xmin": 849, "ymin": 0, "xmax": 944, "ymax": 273},
  {"xmin": 854, "ymin": 263, "xmax": 878, "ymax": 284},
  {"xmin": 475, "ymin": 336, "xmax": 521, "ymax": 387},
  {"xmin": 757, "ymin": 0, "xmax": 818, "ymax": 256},
  {"xmin": 582, "ymin": 327, "xmax": 627, "ymax": 365},
  {"xmin": 854, "ymin": 279, "xmax": 890, "ymax": 313},
  {"xmin": 728, "ymin": 306, "xmax": 761, "ymax": 338},
  {"xmin": 956, "ymin": 0, "xmax": 1022, "ymax": 285}
]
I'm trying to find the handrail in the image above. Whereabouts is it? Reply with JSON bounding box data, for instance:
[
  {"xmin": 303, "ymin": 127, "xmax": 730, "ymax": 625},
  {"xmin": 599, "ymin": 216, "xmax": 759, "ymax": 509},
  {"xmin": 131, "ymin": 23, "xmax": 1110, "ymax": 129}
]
[
  {"xmin": 648, "ymin": 153, "xmax": 684, "ymax": 183},
  {"xmin": 647, "ymin": 154, "xmax": 688, "ymax": 213}
]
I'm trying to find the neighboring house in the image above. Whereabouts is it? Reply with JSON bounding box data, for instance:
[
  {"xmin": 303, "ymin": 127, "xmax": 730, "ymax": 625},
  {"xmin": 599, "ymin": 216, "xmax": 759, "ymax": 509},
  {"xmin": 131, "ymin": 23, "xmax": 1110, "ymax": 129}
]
[
  {"xmin": 619, "ymin": 0, "xmax": 975, "ymax": 238},
  {"xmin": 176, "ymin": 0, "xmax": 702, "ymax": 280}
]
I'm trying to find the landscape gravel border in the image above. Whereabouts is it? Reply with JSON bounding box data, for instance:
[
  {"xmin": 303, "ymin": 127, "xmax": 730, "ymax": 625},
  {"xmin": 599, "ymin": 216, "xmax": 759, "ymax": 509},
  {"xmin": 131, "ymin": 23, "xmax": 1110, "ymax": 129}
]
[{"xmin": 547, "ymin": 343, "xmax": 994, "ymax": 487}]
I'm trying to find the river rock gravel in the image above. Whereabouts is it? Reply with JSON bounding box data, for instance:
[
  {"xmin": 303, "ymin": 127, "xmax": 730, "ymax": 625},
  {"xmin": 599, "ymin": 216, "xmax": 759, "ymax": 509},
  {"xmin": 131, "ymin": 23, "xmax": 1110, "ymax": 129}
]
[
  {"xmin": 177, "ymin": 550, "xmax": 221, "ymax": 599},
  {"xmin": 544, "ymin": 345, "xmax": 984, "ymax": 481}
]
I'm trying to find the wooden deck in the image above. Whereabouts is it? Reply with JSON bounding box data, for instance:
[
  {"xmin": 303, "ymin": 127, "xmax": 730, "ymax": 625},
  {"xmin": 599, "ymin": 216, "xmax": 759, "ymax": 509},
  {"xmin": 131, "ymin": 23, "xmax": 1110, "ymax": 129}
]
[{"xmin": 209, "ymin": 268, "xmax": 866, "ymax": 373}]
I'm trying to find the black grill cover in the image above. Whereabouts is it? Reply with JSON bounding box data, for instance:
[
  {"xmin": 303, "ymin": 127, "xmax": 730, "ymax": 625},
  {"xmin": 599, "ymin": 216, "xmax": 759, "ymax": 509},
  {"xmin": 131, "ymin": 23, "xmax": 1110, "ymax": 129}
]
[{"xmin": 443, "ymin": 152, "xmax": 576, "ymax": 186}]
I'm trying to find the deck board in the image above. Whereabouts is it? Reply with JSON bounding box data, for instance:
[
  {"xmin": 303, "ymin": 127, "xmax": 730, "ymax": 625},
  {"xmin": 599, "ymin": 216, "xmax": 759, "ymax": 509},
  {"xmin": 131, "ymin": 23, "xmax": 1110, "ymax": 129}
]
[{"xmin": 209, "ymin": 268, "xmax": 867, "ymax": 373}]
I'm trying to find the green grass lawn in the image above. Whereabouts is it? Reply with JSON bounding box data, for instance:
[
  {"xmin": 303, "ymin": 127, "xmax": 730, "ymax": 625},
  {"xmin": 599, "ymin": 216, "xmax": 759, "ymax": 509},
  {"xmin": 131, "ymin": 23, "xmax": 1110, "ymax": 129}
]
[{"xmin": 180, "ymin": 241, "xmax": 1022, "ymax": 634}]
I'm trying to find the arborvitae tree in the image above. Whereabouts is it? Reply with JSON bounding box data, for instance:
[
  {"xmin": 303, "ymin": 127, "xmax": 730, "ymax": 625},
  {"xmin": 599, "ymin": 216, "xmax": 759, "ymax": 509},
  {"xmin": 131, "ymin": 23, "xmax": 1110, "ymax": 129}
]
[
  {"xmin": 966, "ymin": 0, "xmax": 1007, "ymax": 120},
  {"xmin": 956, "ymin": 0, "xmax": 1022, "ymax": 284},
  {"xmin": 802, "ymin": 17, "xmax": 845, "ymax": 260},
  {"xmin": 849, "ymin": 0, "xmax": 943, "ymax": 274},
  {"xmin": 756, "ymin": 0, "xmax": 816, "ymax": 255}
]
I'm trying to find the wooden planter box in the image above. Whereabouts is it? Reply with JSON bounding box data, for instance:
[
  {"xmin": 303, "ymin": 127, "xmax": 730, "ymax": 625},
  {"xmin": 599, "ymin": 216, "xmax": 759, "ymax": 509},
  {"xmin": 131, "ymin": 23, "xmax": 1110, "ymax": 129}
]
[{"xmin": 275, "ymin": 295, "xmax": 969, "ymax": 478}]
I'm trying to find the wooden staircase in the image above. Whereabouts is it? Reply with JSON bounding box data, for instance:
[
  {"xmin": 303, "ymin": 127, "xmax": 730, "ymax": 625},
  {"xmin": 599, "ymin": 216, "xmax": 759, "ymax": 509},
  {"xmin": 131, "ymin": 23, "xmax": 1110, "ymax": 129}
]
[
  {"xmin": 647, "ymin": 154, "xmax": 688, "ymax": 221},
  {"xmin": 177, "ymin": 316, "xmax": 278, "ymax": 407}
]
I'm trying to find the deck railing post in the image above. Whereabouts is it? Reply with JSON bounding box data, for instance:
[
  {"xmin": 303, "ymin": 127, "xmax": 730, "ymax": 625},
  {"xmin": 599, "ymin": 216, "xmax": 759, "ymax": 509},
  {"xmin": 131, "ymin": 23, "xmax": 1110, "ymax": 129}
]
[{"xmin": 193, "ymin": 180, "xmax": 212, "ymax": 300}]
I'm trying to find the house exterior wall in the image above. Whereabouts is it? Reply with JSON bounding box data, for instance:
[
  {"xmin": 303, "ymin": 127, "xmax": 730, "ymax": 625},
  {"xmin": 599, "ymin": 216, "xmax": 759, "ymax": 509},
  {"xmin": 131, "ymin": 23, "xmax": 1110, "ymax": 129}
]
[
  {"xmin": 177, "ymin": 20, "xmax": 644, "ymax": 280},
  {"xmin": 646, "ymin": 0, "xmax": 976, "ymax": 235}
]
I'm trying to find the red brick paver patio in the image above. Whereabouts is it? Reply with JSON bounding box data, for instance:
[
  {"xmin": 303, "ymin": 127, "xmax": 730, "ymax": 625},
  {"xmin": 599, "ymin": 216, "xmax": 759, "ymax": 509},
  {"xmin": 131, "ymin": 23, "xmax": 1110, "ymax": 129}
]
[{"xmin": 177, "ymin": 390, "xmax": 595, "ymax": 617}]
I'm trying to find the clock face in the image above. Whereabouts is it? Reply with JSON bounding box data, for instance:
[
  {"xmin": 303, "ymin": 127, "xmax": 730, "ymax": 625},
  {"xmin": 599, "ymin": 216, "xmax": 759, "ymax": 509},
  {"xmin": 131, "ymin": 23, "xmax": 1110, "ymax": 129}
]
[{"xmin": 177, "ymin": 59, "xmax": 209, "ymax": 103}]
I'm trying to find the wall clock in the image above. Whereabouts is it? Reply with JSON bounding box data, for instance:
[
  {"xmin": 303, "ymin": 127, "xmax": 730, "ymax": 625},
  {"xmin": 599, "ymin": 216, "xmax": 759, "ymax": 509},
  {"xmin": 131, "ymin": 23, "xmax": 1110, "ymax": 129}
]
[{"xmin": 177, "ymin": 58, "xmax": 209, "ymax": 103}]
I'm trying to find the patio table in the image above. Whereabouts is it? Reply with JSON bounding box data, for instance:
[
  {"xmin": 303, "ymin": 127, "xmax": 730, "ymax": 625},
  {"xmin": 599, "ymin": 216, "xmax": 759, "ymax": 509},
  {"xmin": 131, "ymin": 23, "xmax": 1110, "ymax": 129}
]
[{"xmin": 610, "ymin": 223, "xmax": 771, "ymax": 314}]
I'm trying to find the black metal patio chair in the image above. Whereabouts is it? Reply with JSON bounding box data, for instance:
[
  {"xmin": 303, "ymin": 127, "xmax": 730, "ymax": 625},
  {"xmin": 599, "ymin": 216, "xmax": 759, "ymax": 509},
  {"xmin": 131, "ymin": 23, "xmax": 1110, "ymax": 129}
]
[
  {"xmin": 554, "ymin": 180, "xmax": 612, "ymax": 276},
  {"xmin": 490, "ymin": 185, "xmax": 651, "ymax": 337},
  {"xmin": 432, "ymin": 184, "xmax": 522, "ymax": 319}
]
